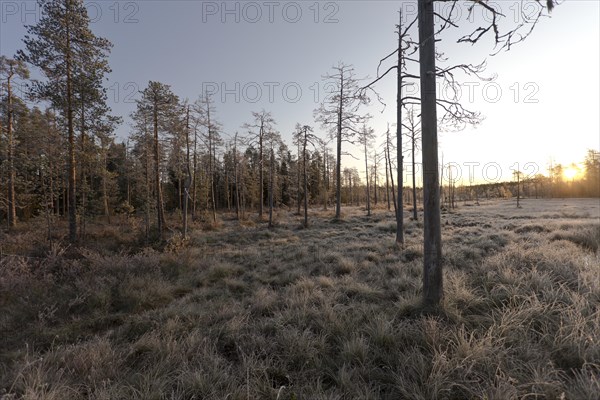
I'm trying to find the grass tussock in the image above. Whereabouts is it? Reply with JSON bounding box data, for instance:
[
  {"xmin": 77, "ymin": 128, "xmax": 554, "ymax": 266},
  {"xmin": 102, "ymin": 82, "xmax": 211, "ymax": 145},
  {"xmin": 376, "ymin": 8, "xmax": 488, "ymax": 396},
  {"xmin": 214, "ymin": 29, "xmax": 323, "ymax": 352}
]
[{"xmin": 1, "ymin": 198, "xmax": 599, "ymax": 399}]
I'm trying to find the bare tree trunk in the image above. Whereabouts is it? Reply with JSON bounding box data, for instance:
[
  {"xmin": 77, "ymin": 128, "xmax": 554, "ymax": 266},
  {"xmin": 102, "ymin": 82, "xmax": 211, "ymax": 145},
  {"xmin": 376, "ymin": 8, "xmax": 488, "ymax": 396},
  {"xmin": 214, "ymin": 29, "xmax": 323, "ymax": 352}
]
[
  {"xmin": 50, "ymin": 159, "xmax": 56, "ymax": 215},
  {"xmin": 348, "ymin": 173, "xmax": 352, "ymax": 207},
  {"xmin": 268, "ymin": 148, "xmax": 274, "ymax": 228},
  {"xmin": 335, "ymin": 84, "xmax": 343, "ymax": 220},
  {"xmin": 387, "ymin": 138, "xmax": 397, "ymax": 214},
  {"xmin": 79, "ymin": 95, "xmax": 86, "ymax": 240},
  {"xmin": 364, "ymin": 140, "xmax": 371, "ymax": 216},
  {"xmin": 234, "ymin": 133, "xmax": 241, "ymax": 220},
  {"xmin": 143, "ymin": 115, "xmax": 150, "ymax": 243},
  {"xmin": 192, "ymin": 126, "xmax": 198, "ymax": 219},
  {"xmin": 102, "ymin": 144, "xmax": 111, "ymax": 224},
  {"xmin": 297, "ymin": 140, "xmax": 301, "ymax": 215},
  {"xmin": 126, "ymin": 140, "xmax": 131, "ymax": 206},
  {"xmin": 396, "ymin": 13, "xmax": 404, "ymax": 245},
  {"xmin": 412, "ymin": 128, "xmax": 418, "ymax": 220},
  {"xmin": 516, "ymin": 172, "xmax": 521, "ymax": 208},
  {"xmin": 225, "ymin": 164, "xmax": 231, "ymax": 211},
  {"xmin": 153, "ymin": 99, "xmax": 165, "ymax": 238},
  {"xmin": 303, "ymin": 129, "xmax": 309, "ymax": 227},
  {"xmin": 183, "ymin": 106, "xmax": 191, "ymax": 238},
  {"xmin": 178, "ymin": 175, "xmax": 182, "ymax": 211},
  {"xmin": 323, "ymin": 147, "xmax": 328, "ymax": 210},
  {"xmin": 39, "ymin": 157, "xmax": 52, "ymax": 243},
  {"xmin": 65, "ymin": 5, "xmax": 77, "ymax": 243},
  {"xmin": 419, "ymin": 0, "xmax": 443, "ymax": 307},
  {"xmin": 258, "ymin": 121, "xmax": 264, "ymax": 218},
  {"xmin": 207, "ymin": 103, "xmax": 217, "ymax": 223},
  {"xmin": 385, "ymin": 147, "xmax": 391, "ymax": 210},
  {"xmin": 373, "ymin": 154, "xmax": 378, "ymax": 206},
  {"xmin": 6, "ymin": 71, "xmax": 16, "ymax": 228}
]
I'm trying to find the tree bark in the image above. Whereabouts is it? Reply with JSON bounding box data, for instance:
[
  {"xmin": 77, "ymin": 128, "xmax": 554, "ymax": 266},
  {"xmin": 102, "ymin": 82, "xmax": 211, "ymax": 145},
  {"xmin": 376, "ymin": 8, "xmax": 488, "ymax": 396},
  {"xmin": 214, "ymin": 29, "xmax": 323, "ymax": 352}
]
[
  {"xmin": 153, "ymin": 97, "xmax": 165, "ymax": 238},
  {"xmin": 303, "ymin": 128, "xmax": 309, "ymax": 227},
  {"xmin": 268, "ymin": 148, "xmax": 274, "ymax": 228},
  {"xmin": 335, "ymin": 75, "xmax": 343, "ymax": 220},
  {"xmin": 259, "ymin": 121, "xmax": 264, "ymax": 218},
  {"xmin": 183, "ymin": 106, "xmax": 191, "ymax": 238},
  {"xmin": 419, "ymin": 0, "xmax": 443, "ymax": 307},
  {"xmin": 396, "ymin": 13, "xmax": 404, "ymax": 245},
  {"xmin": 412, "ymin": 126, "xmax": 418, "ymax": 220},
  {"xmin": 6, "ymin": 66, "xmax": 16, "ymax": 228},
  {"xmin": 364, "ymin": 140, "xmax": 371, "ymax": 216},
  {"xmin": 385, "ymin": 145, "xmax": 391, "ymax": 210},
  {"xmin": 66, "ymin": 0, "xmax": 77, "ymax": 243}
]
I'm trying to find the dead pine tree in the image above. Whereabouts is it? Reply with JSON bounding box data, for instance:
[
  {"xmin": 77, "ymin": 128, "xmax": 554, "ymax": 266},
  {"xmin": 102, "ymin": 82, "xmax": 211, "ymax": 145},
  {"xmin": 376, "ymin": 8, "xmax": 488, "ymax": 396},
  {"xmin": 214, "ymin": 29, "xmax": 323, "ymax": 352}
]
[
  {"xmin": 403, "ymin": 106, "xmax": 421, "ymax": 221},
  {"xmin": 361, "ymin": 11, "xmax": 417, "ymax": 245},
  {"xmin": 358, "ymin": 123, "xmax": 375, "ymax": 216},
  {"xmin": 293, "ymin": 124, "xmax": 321, "ymax": 227},
  {"xmin": 268, "ymin": 147, "xmax": 275, "ymax": 228},
  {"xmin": 513, "ymin": 170, "xmax": 523, "ymax": 208},
  {"xmin": 314, "ymin": 63, "xmax": 369, "ymax": 221},
  {"xmin": 243, "ymin": 110, "xmax": 276, "ymax": 221},
  {"xmin": 265, "ymin": 129, "xmax": 282, "ymax": 228},
  {"xmin": 385, "ymin": 125, "xmax": 398, "ymax": 216},
  {"xmin": 416, "ymin": 0, "xmax": 558, "ymax": 307},
  {"xmin": 183, "ymin": 104, "xmax": 192, "ymax": 238},
  {"xmin": 233, "ymin": 132, "xmax": 242, "ymax": 221}
]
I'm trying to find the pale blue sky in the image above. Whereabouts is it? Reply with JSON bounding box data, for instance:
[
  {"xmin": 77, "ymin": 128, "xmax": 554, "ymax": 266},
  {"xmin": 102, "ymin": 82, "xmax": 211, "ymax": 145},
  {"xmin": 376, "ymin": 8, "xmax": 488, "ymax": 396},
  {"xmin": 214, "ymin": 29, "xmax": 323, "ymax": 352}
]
[{"xmin": 1, "ymin": 0, "xmax": 598, "ymax": 183}]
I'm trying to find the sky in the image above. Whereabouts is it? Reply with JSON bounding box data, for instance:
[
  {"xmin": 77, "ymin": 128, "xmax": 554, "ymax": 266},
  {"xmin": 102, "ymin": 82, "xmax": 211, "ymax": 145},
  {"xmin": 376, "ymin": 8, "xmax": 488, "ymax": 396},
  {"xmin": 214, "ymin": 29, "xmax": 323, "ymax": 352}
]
[{"xmin": 1, "ymin": 0, "xmax": 599, "ymax": 185}]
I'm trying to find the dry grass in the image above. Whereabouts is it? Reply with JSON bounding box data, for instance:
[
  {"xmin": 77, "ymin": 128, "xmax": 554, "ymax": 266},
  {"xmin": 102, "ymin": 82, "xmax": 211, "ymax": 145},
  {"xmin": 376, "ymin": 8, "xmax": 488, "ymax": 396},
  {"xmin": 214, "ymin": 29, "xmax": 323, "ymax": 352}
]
[{"xmin": 1, "ymin": 198, "xmax": 599, "ymax": 399}]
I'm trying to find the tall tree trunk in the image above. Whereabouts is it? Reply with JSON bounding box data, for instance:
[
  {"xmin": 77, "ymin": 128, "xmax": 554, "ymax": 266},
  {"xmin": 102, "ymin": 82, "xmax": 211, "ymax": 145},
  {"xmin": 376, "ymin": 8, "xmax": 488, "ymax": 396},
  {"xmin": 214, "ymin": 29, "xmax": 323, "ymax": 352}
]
[
  {"xmin": 234, "ymin": 133, "xmax": 241, "ymax": 220},
  {"xmin": 335, "ymin": 80, "xmax": 343, "ymax": 220},
  {"xmin": 387, "ymin": 138, "xmax": 397, "ymax": 214},
  {"xmin": 40, "ymin": 159, "xmax": 52, "ymax": 242},
  {"xmin": 516, "ymin": 173, "xmax": 521, "ymax": 208},
  {"xmin": 419, "ymin": 0, "xmax": 443, "ymax": 307},
  {"xmin": 268, "ymin": 148, "xmax": 274, "ymax": 228},
  {"xmin": 303, "ymin": 129, "xmax": 309, "ymax": 227},
  {"xmin": 6, "ymin": 68, "xmax": 16, "ymax": 228},
  {"xmin": 207, "ymin": 102, "xmax": 217, "ymax": 223},
  {"xmin": 192, "ymin": 126, "xmax": 198, "ymax": 219},
  {"xmin": 126, "ymin": 140, "xmax": 131, "ymax": 206},
  {"xmin": 225, "ymin": 165, "xmax": 231, "ymax": 211},
  {"xmin": 102, "ymin": 142, "xmax": 111, "ymax": 224},
  {"xmin": 153, "ymin": 99, "xmax": 165, "ymax": 238},
  {"xmin": 364, "ymin": 141, "xmax": 371, "ymax": 216},
  {"xmin": 412, "ymin": 129, "xmax": 418, "ymax": 220},
  {"xmin": 49, "ymin": 159, "xmax": 56, "ymax": 215},
  {"xmin": 396, "ymin": 13, "xmax": 404, "ymax": 245},
  {"xmin": 296, "ymin": 140, "xmax": 301, "ymax": 215},
  {"xmin": 373, "ymin": 154, "xmax": 378, "ymax": 206},
  {"xmin": 385, "ymin": 146, "xmax": 391, "ymax": 210},
  {"xmin": 65, "ymin": 0, "xmax": 77, "ymax": 243},
  {"xmin": 142, "ymin": 114, "xmax": 150, "ymax": 242},
  {"xmin": 323, "ymin": 147, "xmax": 328, "ymax": 210},
  {"xmin": 183, "ymin": 106, "xmax": 191, "ymax": 238},
  {"xmin": 258, "ymin": 122, "xmax": 264, "ymax": 218},
  {"xmin": 79, "ymin": 99, "xmax": 87, "ymax": 240}
]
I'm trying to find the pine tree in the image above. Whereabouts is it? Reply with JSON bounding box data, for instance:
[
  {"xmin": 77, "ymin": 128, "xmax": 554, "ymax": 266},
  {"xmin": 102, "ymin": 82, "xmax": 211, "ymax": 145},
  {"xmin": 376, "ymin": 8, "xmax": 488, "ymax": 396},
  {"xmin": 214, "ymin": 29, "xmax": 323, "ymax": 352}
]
[
  {"xmin": 19, "ymin": 0, "xmax": 112, "ymax": 242},
  {"xmin": 0, "ymin": 57, "xmax": 29, "ymax": 228}
]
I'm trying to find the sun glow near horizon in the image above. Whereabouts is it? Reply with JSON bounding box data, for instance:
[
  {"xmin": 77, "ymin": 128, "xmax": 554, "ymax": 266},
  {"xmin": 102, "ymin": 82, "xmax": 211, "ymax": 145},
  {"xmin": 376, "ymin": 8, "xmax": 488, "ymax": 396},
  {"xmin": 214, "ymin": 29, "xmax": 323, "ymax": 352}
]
[{"xmin": 563, "ymin": 165, "xmax": 582, "ymax": 181}]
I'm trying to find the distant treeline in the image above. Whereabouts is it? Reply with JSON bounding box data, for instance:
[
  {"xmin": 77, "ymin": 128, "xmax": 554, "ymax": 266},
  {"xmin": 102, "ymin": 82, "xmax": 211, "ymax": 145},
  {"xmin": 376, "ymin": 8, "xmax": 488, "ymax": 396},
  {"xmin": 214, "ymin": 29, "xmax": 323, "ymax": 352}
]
[{"xmin": 0, "ymin": 92, "xmax": 598, "ymax": 229}]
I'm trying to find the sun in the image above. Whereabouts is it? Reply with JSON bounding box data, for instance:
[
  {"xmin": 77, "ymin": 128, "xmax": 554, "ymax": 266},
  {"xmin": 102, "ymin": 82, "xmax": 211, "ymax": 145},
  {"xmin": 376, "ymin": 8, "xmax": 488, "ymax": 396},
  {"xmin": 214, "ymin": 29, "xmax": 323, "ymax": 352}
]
[{"xmin": 563, "ymin": 167, "xmax": 579, "ymax": 180}]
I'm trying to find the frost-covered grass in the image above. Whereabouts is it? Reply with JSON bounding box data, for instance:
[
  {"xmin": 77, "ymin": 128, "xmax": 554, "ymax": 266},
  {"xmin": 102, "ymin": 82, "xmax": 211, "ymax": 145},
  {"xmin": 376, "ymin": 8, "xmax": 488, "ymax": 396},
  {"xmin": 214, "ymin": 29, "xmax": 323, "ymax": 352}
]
[{"xmin": 1, "ymin": 198, "xmax": 599, "ymax": 399}]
